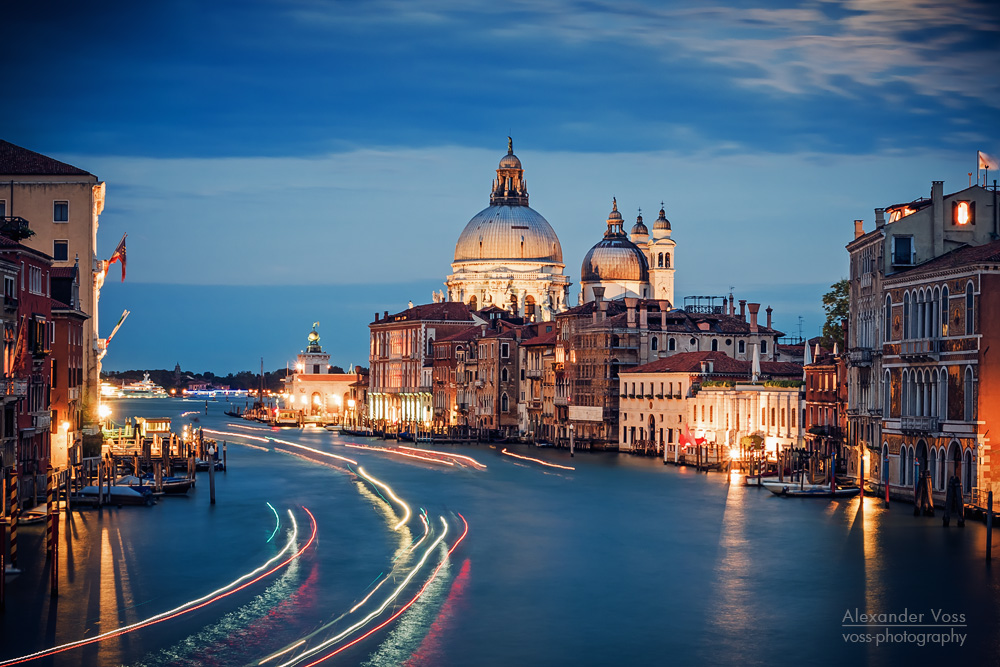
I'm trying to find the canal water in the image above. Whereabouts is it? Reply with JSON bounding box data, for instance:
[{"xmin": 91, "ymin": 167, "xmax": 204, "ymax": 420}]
[{"xmin": 2, "ymin": 398, "xmax": 998, "ymax": 666}]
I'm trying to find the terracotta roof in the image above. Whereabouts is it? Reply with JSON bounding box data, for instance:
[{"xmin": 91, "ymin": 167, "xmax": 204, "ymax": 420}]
[
  {"xmin": 625, "ymin": 351, "xmax": 802, "ymax": 379},
  {"xmin": 373, "ymin": 301, "xmax": 477, "ymax": 325},
  {"xmin": 0, "ymin": 140, "xmax": 91, "ymax": 176},
  {"xmin": 51, "ymin": 267, "xmax": 77, "ymax": 278},
  {"xmin": 568, "ymin": 302, "xmax": 783, "ymax": 336},
  {"xmin": 886, "ymin": 239, "xmax": 1000, "ymax": 280},
  {"xmin": 435, "ymin": 326, "xmax": 482, "ymax": 343},
  {"xmin": 521, "ymin": 329, "xmax": 558, "ymax": 346}
]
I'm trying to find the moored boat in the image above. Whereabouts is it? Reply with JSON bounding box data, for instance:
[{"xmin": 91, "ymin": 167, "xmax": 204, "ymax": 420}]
[{"xmin": 77, "ymin": 485, "xmax": 155, "ymax": 506}]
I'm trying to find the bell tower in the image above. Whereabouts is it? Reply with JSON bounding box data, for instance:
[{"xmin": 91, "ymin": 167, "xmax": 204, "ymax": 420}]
[{"xmin": 648, "ymin": 203, "xmax": 676, "ymax": 307}]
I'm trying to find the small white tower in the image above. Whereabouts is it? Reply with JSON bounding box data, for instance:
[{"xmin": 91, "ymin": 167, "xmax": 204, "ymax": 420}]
[{"xmin": 647, "ymin": 203, "xmax": 676, "ymax": 307}]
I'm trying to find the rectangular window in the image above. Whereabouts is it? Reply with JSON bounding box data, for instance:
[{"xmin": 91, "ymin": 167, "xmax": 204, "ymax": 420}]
[
  {"xmin": 54, "ymin": 201, "xmax": 69, "ymax": 222},
  {"xmin": 29, "ymin": 266, "xmax": 42, "ymax": 294},
  {"xmin": 0, "ymin": 200, "xmax": 5, "ymax": 217},
  {"xmin": 53, "ymin": 240, "xmax": 68, "ymax": 261},
  {"xmin": 760, "ymin": 340, "xmax": 767, "ymax": 354},
  {"xmin": 891, "ymin": 236, "xmax": 914, "ymax": 265},
  {"xmin": 500, "ymin": 342, "xmax": 509, "ymax": 359}
]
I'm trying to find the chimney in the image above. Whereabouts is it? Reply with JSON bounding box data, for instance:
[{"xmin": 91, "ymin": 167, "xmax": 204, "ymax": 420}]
[
  {"xmin": 765, "ymin": 306, "xmax": 773, "ymax": 330},
  {"xmin": 707, "ymin": 360, "xmax": 714, "ymax": 374},
  {"xmin": 739, "ymin": 300, "xmax": 747, "ymax": 320},
  {"xmin": 854, "ymin": 219, "xmax": 864, "ymax": 239},
  {"xmin": 658, "ymin": 299, "xmax": 670, "ymax": 313},
  {"xmin": 729, "ymin": 294, "xmax": 735, "ymax": 316},
  {"xmin": 384, "ymin": 310, "xmax": 389, "ymax": 320},
  {"xmin": 748, "ymin": 303, "xmax": 760, "ymax": 333},
  {"xmin": 875, "ymin": 207, "xmax": 886, "ymax": 228},
  {"xmin": 931, "ymin": 180, "xmax": 945, "ymax": 257},
  {"xmin": 592, "ymin": 286, "xmax": 605, "ymax": 302},
  {"xmin": 374, "ymin": 312, "xmax": 380, "ymax": 322},
  {"xmin": 638, "ymin": 306, "xmax": 648, "ymax": 329},
  {"xmin": 625, "ymin": 297, "xmax": 638, "ymax": 327},
  {"xmin": 598, "ymin": 299, "xmax": 608, "ymax": 321}
]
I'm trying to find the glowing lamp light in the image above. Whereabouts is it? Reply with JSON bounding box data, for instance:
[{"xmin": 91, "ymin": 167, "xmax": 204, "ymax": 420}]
[
  {"xmin": 348, "ymin": 399, "xmax": 356, "ymax": 409},
  {"xmin": 728, "ymin": 446, "xmax": 737, "ymax": 459},
  {"xmin": 333, "ymin": 394, "xmax": 342, "ymax": 406},
  {"xmin": 98, "ymin": 404, "xmax": 112, "ymax": 420},
  {"xmin": 61, "ymin": 421, "xmax": 71, "ymax": 431},
  {"xmin": 313, "ymin": 395, "xmax": 322, "ymax": 405},
  {"xmin": 296, "ymin": 363, "xmax": 305, "ymax": 373},
  {"xmin": 299, "ymin": 394, "xmax": 308, "ymax": 405}
]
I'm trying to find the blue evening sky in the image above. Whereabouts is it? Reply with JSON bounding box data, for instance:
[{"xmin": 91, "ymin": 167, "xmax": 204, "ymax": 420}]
[{"xmin": 4, "ymin": 0, "xmax": 999, "ymax": 373}]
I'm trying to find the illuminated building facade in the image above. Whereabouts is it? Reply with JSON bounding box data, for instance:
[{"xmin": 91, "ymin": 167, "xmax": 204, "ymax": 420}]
[
  {"xmin": 803, "ymin": 346, "xmax": 847, "ymax": 461},
  {"xmin": 445, "ymin": 140, "xmax": 571, "ymax": 320},
  {"xmin": 50, "ymin": 264, "xmax": 88, "ymax": 469},
  {"xmin": 282, "ymin": 325, "xmax": 362, "ymax": 423},
  {"xmin": 369, "ymin": 302, "xmax": 484, "ymax": 430},
  {"xmin": 618, "ymin": 351, "xmax": 803, "ymax": 457}
]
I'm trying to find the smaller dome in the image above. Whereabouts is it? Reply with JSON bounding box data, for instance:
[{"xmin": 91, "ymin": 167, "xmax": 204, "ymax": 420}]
[
  {"xmin": 607, "ymin": 197, "xmax": 623, "ymax": 223},
  {"xmin": 307, "ymin": 331, "xmax": 319, "ymax": 343},
  {"xmin": 631, "ymin": 212, "xmax": 648, "ymax": 236},
  {"xmin": 499, "ymin": 153, "xmax": 522, "ymax": 169},
  {"xmin": 581, "ymin": 238, "xmax": 650, "ymax": 283},
  {"xmin": 653, "ymin": 205, "xmax": 671, "ymax": 231}
]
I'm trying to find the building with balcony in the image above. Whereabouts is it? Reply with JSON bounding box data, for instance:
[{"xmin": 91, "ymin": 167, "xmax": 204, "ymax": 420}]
[
  {"xmin": 880, "ymin": 238, "xmax": 1000, "ymax": 504},
  {"xmin": 804, "ymin": 345, "xmax": 847, "ymax": 466},
  {"xmin": 845, "ymin": 179, "xmax": 1000, "ymax": 495},
  {"xmin": 51, "ymin": 263, "xmax": 88, "ymax": 470},
  {"xmin": 518, "ymin": 325, "xmax": 557, "ymax": 440},
  {"xmin": 0, "ymin": 140, "xmax": 106, "ymax": 430}
]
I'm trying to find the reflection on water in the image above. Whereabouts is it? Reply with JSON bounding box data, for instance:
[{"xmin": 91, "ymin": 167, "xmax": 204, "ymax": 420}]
[{"xmin": 2, "ymin": 398, "xmax": 1000, "ymax": 666}]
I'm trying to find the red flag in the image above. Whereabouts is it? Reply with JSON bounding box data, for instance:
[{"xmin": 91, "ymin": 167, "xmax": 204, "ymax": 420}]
[
  {"xmin": 679, "ymin": 424, "xmax": 696, "ymax": 450},
  {"xmin": 108, "ymin": 233, "xmax": 127, "ymax": 282}
]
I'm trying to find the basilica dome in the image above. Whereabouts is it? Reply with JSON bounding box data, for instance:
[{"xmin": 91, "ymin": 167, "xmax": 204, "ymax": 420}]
[
  {"xmin": 581, "ymin": 199, "xmax": 649, "ymax": 282},
  {"xmin": 452, "ymin": 139, "xmax": 563, "ymax": 264}
]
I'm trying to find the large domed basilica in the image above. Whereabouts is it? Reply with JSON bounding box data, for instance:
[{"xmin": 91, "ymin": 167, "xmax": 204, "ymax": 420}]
[{"xmin": 444, "ymin": 139, "xmax": 570, "ymax": 321}]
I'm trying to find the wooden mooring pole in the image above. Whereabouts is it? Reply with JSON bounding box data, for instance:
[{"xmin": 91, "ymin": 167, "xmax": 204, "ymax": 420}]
[
  {"xmin": 208, "ymin": 444, "xmax": 216, "ymax": 505},
  {"xmin": 987, "ymin": 491, "xmax": 993, "ymax": 562}
]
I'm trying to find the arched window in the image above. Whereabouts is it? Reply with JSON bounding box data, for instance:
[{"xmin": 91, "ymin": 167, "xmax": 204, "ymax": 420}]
[
  {"xmin": 908, "ymin": 447, "xmax": 915, "ymax": 486},
  {"xmin": 611, "ymin": 334, "xmax": 620, "ymax": 348},
  {"xmin": 929, "ymin": 448, "xmax": 937, "ymax": 489},
  {"xmin": 651, "ymin": 336, "xmax": 658, "ymax": 351},
  {"xmin": 966, "ymin": 282, "xmax": 974, "ymax": 335},
  {"xmin": 883, "ymin": 370, "xmax": 891, "ymax": 418},
  {"xmin": 501, "ymin": 368, "xmax": 508, "ymax": 382},
  {"xmin": 899, "ymin": 448, "xmax": 907, "ymax": 486},
  {"xmin": 932, "ymin": 287, "xmax": 940, "ymax": 339},
  {"xmin": 885, "ymin": 295, "xmax": 892, "ymax": 342},
  {"xmin": 901, "ymin": 370, "xmax": 909, "ymax": 416},
  {"xmin": 711, "ymin": 339, "xmax": 719, "ymax": 351},
  {"xmin": 964, "ymin": 366, "xmax": 975, "ymax": 421},
  {"xmin": 941, "ymin": 285, "xmax": 949, "ymax": 336},
  {"xmin": 500, "ymin": 393, "xmax": 509, "ymax": 412},
  {"xmin": 668, "ymin": 337, "xmax": 676, "ymax": 351},
  {"xmin": 525, "ymin": 295, "xmax": 536, "ymax": 319},
  {"xmin": 657, "ymin": 253, "xmax": 663, "ymax": 267},
  {"xmin": 903, "ymin": 293, "xmax": 910, "ymax": 339},
  {"xmin": 964, "ymin": 449, "xmax": 973, "ymax": 490},
  {"xmin": 664, "ymin": 254, "xmax": 670, "ymax": 268},
  {"xmin": 469, "ymin": 295, "xmax": 477, "ymax": 310}
]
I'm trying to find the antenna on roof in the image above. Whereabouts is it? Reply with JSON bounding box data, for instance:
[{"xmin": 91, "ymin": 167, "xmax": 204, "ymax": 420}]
[{"xmin": 797, "ymin": 316, "xmax": 804, "ymax": 341}]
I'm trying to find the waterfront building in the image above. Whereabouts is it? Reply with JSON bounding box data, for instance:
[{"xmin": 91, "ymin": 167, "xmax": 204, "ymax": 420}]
[
  {"xmin": 551, "ymin": 293, "xmax": 783, "ymax": 449},
  {"xmin": 879, "ymin": 239, "xmax": 1000, "ymax": 504},
  {"xmin": 431, "ymin": 325, "xmax": 480, "ymax": 430},
  {"xmin": 579, "ymin": 201, "xmax": 677, "ymax": 305},
  {"xmin": 282, "ymin": 325, "xmax": 363, "ymax": 424},
  {"xmin": 369, "ymin": 302, "xmax": 485, "ymax": 431},
  {"xmin": 475, "ymin": 323, "xmax": 523, "ymax": 436},
  {"xmin": 50, "ymin": 262, "xmax": 88, "ymax": 469},
  {"xmin": 618, "ymin": 351, "xmax": 803, "ymax": 457},
  {"xmin": 444, "ymin": 140, "xmax": 571, "ymax": 320},
  {"xmin": 0, "ymin": 255, "xmax": 20, "ymax": 490},
  {"xmin": 0, "ymin": 236, "xmax": 54, "ymax": 505},
  {"xmin": 845, "ymin": 180, "xmax": 1000, "ymax": 490},
  {"xmin": 0, "ymin": 140, "xmax": 106, "ymax": 430},
  {"xmin": 519, "ymin": 325, "xmax": 557, "ymax": 441},
  {"xmin": 803, "ymin": 344, "xmax": 848, "ymax": 464}
]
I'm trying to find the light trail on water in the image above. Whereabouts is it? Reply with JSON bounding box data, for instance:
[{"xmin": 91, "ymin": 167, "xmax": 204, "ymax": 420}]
[
  {"xmin": 203, "ymin": 428, "xmax": 270, "ymax": 444},
  {"xmin": 501, "ymin": 448, "xmax": 575, "ymax": 470},
  {"xmin": 268, "ymin": 437, "xmax": 358, "ymax": 465},
  {"xmin": 297, "ymin": 514, "xmax": 469, "ymax": 667},
  {"xmin": 344, "ymin": 443, "xmax": 454, "ymax": 466},
  {"xmin": 266, "ymin": 502, "xmax": 281, "ymax": 543},
  {"xmin": 397, "ymin": 445, "xmax": 486, "ymax": 469},
  {"xmin": 0, "ymin": 507, "xmax": 318, "ymax": 666},
  {"xmin": 356, "ymin": 467, "xmax": 411, "ymax": 530},
  {"xmin": 277, "ymin": 517, "xmax": 451, "ymax": 667}
]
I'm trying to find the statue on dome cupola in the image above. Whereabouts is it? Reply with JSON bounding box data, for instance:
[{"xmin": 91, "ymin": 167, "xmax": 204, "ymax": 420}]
[{"xmin": 306, "ymin": 322, "xmax": 322, "ymax": 353}]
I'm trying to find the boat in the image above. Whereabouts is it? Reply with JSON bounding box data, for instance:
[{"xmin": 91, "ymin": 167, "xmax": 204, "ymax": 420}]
[
  {"xmin": 118, "ymin": 474, "xmax": 193, "ymax": 495},
  {"xmin": 77, "ymin": 485, "xmax": 155, "ymax": 506},
  {"xmin": 116, "ymin": 373, "xmax": 169, "ymax": 398},
  {"xmin": 20, "ymin": 506, "xmax": 48, "ymax": 525},
  {"xmin": 765, "ymin": 483, "xmax": 861, "ymax": 499},
  {"xmin": 324, "ymin": 424, "xmax": 341, "ymax": 432},
  {"xmin": 273, "ymin": 408, "xmax": 300, "ymax": 427}
]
